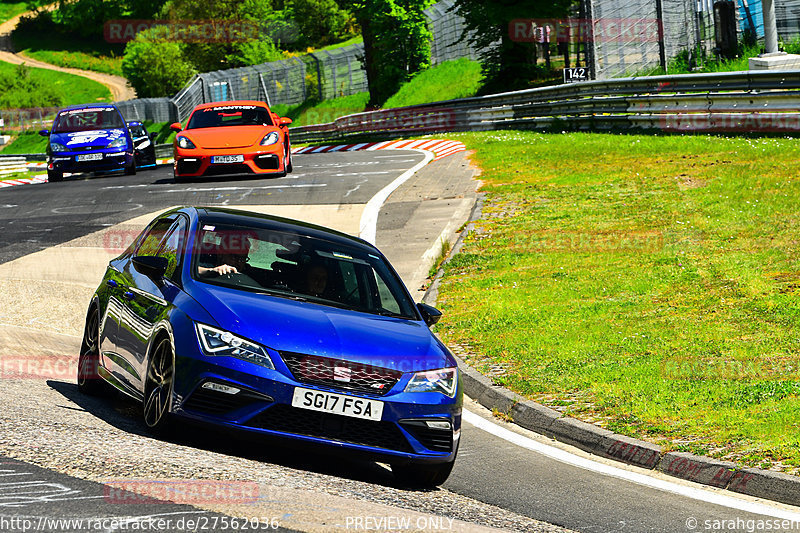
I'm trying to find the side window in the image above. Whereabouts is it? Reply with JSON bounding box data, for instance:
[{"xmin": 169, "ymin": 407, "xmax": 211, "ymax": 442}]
[
  {"xmin": 157, "ymin": 217, "xmax": 188, "ymax": 280},
  {"xmin": 373, "ymin": 271, "xmax": 401, "ymax": 314},
  {"xmin": 135, "ymin": 218, "xmax": 174, "ymax": 257}
]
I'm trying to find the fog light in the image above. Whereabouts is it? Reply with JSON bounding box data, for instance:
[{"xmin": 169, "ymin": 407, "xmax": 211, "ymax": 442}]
[
  {"xmin": 425, "ymin": 420, "xmax": 452, "ymax": 430},
  {"xmin": 201, "ymin": 382, "xmax": 241, "ymax": 395}
]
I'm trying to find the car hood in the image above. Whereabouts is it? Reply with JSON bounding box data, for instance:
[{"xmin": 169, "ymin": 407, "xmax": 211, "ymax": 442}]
[
  {"xmin": 50, "ymin": 129, "xmax": 126, "ymax": 150},
  {"xmin": 188, "ymin": 282, "xmax": 452, "ymax": 372},
  {"xmin": 183, "ymin": 126, "xmax": 273, "ymax": 149}
]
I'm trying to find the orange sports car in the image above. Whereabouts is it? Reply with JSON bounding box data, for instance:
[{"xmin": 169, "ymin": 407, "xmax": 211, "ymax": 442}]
[{"xmin": 170, "ymin": 101, "xmax": 293, "ymax": 181}]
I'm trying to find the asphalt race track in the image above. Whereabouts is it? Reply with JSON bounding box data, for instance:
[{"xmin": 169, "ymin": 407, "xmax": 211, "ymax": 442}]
[{"xmin": 1, "ymin": 153, "xmax": 799, "ymax": 532}]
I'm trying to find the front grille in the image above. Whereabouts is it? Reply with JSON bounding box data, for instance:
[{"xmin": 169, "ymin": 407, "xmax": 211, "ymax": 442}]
[
  {"xmin": 248, "ymin": 404, "xmax": 412, "ymax": 452},
  {"xmin": 205, "ymin": 163, "xmax": 252, "ymax": 176},
  {"xmin": 177, "ymin": 159, "xmax": 202, "ymax": 174},
  {"xmin": 280, "ymin": 352, "xmax": 402, "ymax": 397},
  {"xmin": 399, "ymin": 420, "xmax": 454, "ymax": 453},
  {"xmin": 183, "ymin": 384, "xmax": 272, "ymax": 415}
]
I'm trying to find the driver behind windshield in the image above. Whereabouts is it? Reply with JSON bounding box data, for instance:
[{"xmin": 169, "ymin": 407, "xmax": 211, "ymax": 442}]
[{"xmin": 198, "ymin": 237, "xmax": 253, "ymax": 277}]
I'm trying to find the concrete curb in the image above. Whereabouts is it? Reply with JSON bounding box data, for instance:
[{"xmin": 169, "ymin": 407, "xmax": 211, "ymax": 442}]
[{"xmin": 423, "ymin": 190, "xmax": 800, "ymax": 508}]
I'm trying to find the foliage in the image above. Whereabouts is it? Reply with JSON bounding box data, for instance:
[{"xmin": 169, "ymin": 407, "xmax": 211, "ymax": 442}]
[
  {"xmin": 451, "ymin": 0, "xmax": 572, "ymax": 92},
  {"xmin": 340, "ymin": 0, "xmax": 435, "ymax": 106},
  {"xmin": 0, "ymin": 1, "xmax": 27, "ymax": 24},
  {"xmin": 122, "ymin": 26, "xmax": 196, "ymax": 98},
  {"xmin": 22, "ymin": 0, "xmax": 168, "ymax": 38},
  {"xmin": 292, "ymin": 0, "xmax": 354, "ymax": 49},
  {"xmin": 642, "ymin": 43, "xmax": 765, "ymax": 76}
]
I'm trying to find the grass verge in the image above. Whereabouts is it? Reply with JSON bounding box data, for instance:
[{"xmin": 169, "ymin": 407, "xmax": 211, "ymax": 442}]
[
  {"xmin": 383, "ymin": 58, "xmax": 483, "ymax": 108},
  {"xmin": 0, "ymin": 132, "xmax": 46, "ymax": 154},
  {"xmin": 436, "ymin": 131, "xmax": 800, "ymax": 474}
]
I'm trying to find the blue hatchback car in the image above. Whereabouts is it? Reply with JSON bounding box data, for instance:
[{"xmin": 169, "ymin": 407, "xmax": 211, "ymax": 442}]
[
  {"xmin": 39, "ymin": 104, "xmax": 136, "ymax": 182},
  {"xmin": 78, "ymin": 207, "xmax": 462, "ymax": 486}
]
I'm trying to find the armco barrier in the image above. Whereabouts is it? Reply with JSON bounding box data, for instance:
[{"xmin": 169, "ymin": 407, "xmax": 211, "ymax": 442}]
[{"xmin": 288, "ymin": 69, "xmax": 800, "ymax": 143}]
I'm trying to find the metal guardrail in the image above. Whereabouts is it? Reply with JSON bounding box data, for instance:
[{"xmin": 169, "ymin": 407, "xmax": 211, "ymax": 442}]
[{"xmin": 288, "ymin": 70, "xmax": 800, "ymax": 143}]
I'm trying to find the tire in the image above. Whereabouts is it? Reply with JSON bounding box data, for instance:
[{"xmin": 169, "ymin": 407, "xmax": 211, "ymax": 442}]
[
  {"xmin": 143, "ymin": 336, "xmax": 175, "ymax": 436},
  {"xmin": 286, "ymin": 148, "xmax": 293, "ymax": 174},
  {"xmin": 391, "ymin": 459, "xmax": 456, "ymax": 488},
  {"xmin": 173, "ymin": 172, "xmax": 186, "ymax": 183},
  {"xmin": 124, "ymin": 160, "xmax": 137, "ymax": 176},
  {"xmin": 47, "ymin": 169, "xmax": 63, "ymax": 182},
  {"xmin": 77, "ymin": 306, "xmax": 106, "ymax": 396}
]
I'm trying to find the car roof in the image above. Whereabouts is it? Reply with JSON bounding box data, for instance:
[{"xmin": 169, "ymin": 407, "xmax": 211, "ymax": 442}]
[
  {"xmin": 187, "ymin": 206, "xmax": 377, "ymax": 253},
  {"xmin": 193, "ymin": 100, "xmax": 270, "ymax": 111},
  {"xmin": 56, "ymin": 104, "xmax": 121, "ymax": 113},
  {"xmin": 127, "ymin": 120, "xmax": 143, "ymax": 126}
]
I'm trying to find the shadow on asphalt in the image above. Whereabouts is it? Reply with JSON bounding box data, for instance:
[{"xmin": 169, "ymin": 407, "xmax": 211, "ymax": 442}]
[{"xmin": 46, "ymin": 379, "xmax": 422, "ymax": 491}]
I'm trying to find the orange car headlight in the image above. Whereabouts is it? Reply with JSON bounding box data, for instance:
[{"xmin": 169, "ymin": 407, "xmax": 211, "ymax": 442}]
[{"xmin": 177, "ymin": 135, "xmax": 196, "ymax": 149}]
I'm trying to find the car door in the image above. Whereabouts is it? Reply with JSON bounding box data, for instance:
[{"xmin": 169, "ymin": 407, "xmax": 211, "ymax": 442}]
[
  {"xmin": 112, "ymin": 216, "xmax": 177, "ymax": 397},
  {"xmin": 126, "ymin": 215, "xmax": 188, "ymax": 394}
]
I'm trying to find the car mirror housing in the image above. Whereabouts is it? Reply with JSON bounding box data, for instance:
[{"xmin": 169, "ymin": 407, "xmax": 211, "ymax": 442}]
[
  {"xmin": 417, "ymin": 302, "xmax": 442, "ymax": 327},
  {"xmin": 279, "ymin": 117, "xmax": 293, "ymax": 127},
  {"xmin": 38, "ymin": 129, "xmax": 49, "ymax": 137},
  {"xmin": 149, "ymin": 132, "xmax": 157, "ymax": 140},
  {"xmin": 169, "ymin": 122, "xmax": 183, "ymax": 132},
  {"xmin": 132, "ymin": 255, "xmax": 169, "ymax": 280}
]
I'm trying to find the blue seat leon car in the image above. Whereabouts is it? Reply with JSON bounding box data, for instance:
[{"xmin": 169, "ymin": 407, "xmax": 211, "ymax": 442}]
[
  {"xmin": 78, "ymin": 207, "xmax": 462, "ymax": 486},
  {"xmin": 39, "ymin": 104, "xmax": 136, "ymax": 182}
]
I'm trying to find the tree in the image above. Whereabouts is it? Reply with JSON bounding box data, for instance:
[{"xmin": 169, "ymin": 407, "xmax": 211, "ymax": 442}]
[
  {"xmin": 122, "ymin": 26, "xmax": 196, "ymax": 97},
  {"xmin": 451, "ymin": 0, "xmax": 573, "ymax": 92},
  {"xmin": 341, "ymin": 0, "xmax": 434, "ymax": 106},
  {"xmin": 292, "ymin": 0, "xmax": 353, "ymax": 49}
]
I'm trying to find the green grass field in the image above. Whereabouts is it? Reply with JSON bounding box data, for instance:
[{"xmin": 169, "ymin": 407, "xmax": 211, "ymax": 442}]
[
  {"xmin": 12, "ymin": 20, "xmax": 125, "ymax": 76},
  {"xmin": 0, "ymin": 59, "xmax": 111, "ymax": 109},
  {"xmin": 436, "ymin": 131, "xmax": 800, "ymax": 474},
  {"xmin": 383, "ymin": 58, "xmax": 483, "ymax": 108},
  {"xmin": 0, "ymin": 1, "xmax": 27, "ymax": 23}
]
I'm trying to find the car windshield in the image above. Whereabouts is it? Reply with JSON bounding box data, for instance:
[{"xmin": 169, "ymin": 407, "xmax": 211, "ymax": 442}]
[
  {"xmin": 129, "ymin": 125, "xmax": 146, "ymax": 137},
  {"xmin": 52, "ymin": 108, "xmax": 126, "ymax": 133},
  {"xmin": 192, "ymin": 223, "xmax": 418, "ymax": 320},
  {"xmin": 186, "ymin": 105, "xmax": 274, "ymax": 129}
]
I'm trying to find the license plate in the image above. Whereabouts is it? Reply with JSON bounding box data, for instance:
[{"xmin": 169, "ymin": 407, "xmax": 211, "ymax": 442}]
[
  {"xmin": 76, "ymin": 153, "xmax": 103, "ymax": 162},
  {"xmin": 291, "ymin": 388, "xmax": 384, "ymax": 421},
  {"xmin": 211, "ymin": 155, "xmax": 244, "ymax": 164}
]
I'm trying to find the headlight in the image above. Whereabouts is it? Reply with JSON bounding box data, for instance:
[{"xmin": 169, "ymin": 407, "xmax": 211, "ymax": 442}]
[
  {"xmin": 404, "ymin": 367, "xmax": 458, "ymax": 397},
  {"xmin": 50, "ymin": 143, "xmax": 67, "ymax": 152},
  {"xmin": 195, "ymin": 323, "xmax": 274, "ymax": 370},
  {"xmin": 108, "ymin": 137, "xmax": 127, "ymax": 149},
  {"xmin": 177, "ymin": 136, "xmax": 196, "ymax": 149},
  {"xmin": 260, "ymin": 132, "xmax": 279, "ymax": 146}
]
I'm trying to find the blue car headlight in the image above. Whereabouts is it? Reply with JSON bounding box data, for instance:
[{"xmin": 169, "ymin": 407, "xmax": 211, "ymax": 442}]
[
  {"xmin": 404, "ymin": 367, "xmax": 458, "ymax": 397},
  {"xmin": 195, "ymin": 323, "xmax": 274, "ymax": 370},
  {"xmin": 108, "ymin": 137, "xmax": 128, "ymax": 149},
  {"xmin": 50, "ymin": 142, "xmax": 67, "ymax": 152},
  {"xmin": 260, "ymin": 132, "xmax": 279, "ymax": 146}
]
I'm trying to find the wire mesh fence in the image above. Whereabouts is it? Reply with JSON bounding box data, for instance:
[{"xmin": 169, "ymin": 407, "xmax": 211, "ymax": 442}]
[{"xmin": 425, "ymin": 0, "xmax": 480, "ymax": 64}]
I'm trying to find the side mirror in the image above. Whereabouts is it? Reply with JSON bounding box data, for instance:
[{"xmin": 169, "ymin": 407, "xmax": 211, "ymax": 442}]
[
  {"xmin": 38, "ymin": 129, "xmax": 49, "ymax": 137},
  {"xmin": 132, "ymin": 255, "xmax": 168, "ymax": 280},
  {"xmin": 279, "ymin": 117, "xmax": 293, "ymax": 127},
  {"xmin": 149, "ymin": 132, "xmax": 157, "ymax": 140},
  {"xmin": 169, "ymin": 122, "xmax": 183, "ymax": 132},
  {"xmin": 417, "ymin": 302, "xmax": 442, "ymax": 327}
]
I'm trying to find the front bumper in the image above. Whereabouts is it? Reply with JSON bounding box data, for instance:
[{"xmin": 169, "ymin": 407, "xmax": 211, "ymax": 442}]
[
  {"xmin": 171, "ymin": 339, "xmax": 462, "ymax": 464},
  {"xmin": 49, "ymin": 150, "xmax": 134, "ymax": 173},
  {"xmin": 174, "ymin": 145, "xmax": 285, "ymax": 178}
]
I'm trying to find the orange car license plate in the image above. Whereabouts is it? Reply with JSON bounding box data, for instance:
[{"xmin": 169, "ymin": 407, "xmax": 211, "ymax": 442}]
[{"xmin": 211, "ymin": 155, "xmax": 244, "ymax": 164}]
